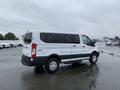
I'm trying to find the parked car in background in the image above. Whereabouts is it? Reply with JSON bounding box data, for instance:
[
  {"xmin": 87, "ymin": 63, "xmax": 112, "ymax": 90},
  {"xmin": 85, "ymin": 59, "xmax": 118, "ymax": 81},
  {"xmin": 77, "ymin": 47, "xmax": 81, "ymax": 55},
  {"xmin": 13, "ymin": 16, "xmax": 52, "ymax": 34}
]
[
  {"xmin": 10, "ymin": 41, "xmax": 18, "ymax": 47},
  {"xmin": 0, "ymin": 43, "xmax": 3, "ymax": 49},
  {"xmin": 0, "ymin": 40, "xmax": 23, "ymax": 49},
  {"xmin": 18, "ymin": 41, "xmax": 23, "ymax": 46},
  {"xmin": 2, "ymin": 42, "xmax": 11, "ymax": 48},
  {"xmin": 106, "ymin": 40, "xmax": 112, "ymax": 46}
]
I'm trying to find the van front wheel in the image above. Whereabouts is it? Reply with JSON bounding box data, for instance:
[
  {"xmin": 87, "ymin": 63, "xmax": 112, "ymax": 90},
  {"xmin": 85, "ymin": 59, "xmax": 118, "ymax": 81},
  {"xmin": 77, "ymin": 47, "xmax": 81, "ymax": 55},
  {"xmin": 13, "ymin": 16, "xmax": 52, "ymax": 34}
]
[
  {"xmin": 89, "ymin": 53, "xmax": 98, "ymax": 64},
  {"xmin": 45, "ymin": 58, "xmax": 59, "ymax": 73}
]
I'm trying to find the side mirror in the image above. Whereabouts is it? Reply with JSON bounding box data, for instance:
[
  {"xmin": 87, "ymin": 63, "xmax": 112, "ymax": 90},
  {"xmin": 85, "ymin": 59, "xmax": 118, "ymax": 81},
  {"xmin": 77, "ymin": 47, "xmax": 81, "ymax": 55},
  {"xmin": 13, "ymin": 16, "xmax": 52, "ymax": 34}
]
[
  {"xmin": 92, "ymin": 39, "xmax": 97, "ymax": 44},
  {"xmin": 93, "ymin": 41, "xmax": 96, "ymax": 44},
  {"xmin": 92, "ymin": 40, "xmax": 96, "ymax": 47}
]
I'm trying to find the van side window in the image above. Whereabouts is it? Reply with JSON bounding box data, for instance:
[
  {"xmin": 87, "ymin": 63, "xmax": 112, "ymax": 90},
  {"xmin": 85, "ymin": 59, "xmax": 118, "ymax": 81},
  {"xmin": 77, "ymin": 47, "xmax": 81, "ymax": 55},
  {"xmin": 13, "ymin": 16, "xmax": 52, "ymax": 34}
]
[
  {"xmin": 72, "ymin": 35, "xmax": 80, "ymax": 43},
  {"xmin": 63, "ymin": 34, "xmax": 80, "ymax": 44},
  {"xmin": 40, "ymin": 33, "xmax": 62, "ymax": 43},
  {"xmin": 40, "ymin": 33, "xmax": 80, "ymax": 44},
  {"xmin": 82, "ymin": 35, "xmax": 94, "ymax": 46}
]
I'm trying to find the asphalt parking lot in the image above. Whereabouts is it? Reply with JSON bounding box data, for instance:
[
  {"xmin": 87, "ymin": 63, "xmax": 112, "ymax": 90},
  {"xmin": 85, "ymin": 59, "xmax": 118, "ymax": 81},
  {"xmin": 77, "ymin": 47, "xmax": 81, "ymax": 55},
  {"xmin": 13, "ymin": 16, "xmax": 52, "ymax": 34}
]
[{"xmin": 0, "ymin": 47, "xmax": 120, "ymax": 90}]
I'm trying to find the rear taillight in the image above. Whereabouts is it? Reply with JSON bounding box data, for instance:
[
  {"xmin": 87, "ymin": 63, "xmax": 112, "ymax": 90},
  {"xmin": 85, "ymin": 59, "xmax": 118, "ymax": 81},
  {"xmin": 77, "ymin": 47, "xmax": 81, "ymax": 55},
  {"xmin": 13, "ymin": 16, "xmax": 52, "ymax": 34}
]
[{"xmin": 32, "ymin": 43, "xmax": 37, "ymax": 58}]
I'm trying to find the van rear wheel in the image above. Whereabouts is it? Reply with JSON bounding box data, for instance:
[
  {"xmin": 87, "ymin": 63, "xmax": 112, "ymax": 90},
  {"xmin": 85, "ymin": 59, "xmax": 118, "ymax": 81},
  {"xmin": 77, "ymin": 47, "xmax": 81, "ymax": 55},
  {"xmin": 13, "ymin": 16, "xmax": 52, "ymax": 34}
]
[{"xmin": 45, "ymin": 58, "xmax": 59, "ymax": 73}]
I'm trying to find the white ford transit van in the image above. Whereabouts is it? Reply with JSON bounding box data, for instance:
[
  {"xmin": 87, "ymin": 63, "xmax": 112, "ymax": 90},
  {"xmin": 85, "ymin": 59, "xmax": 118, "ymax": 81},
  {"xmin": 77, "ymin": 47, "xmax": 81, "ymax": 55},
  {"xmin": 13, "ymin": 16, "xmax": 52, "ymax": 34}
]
[{"xmin": 21, "ymin": 32, "xmax": 100, "ymax": 73}]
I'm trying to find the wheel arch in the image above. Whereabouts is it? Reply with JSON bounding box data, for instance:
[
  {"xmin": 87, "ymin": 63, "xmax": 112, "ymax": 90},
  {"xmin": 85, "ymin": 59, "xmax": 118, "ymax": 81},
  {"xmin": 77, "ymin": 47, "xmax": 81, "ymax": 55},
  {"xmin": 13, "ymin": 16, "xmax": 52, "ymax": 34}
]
[
  {"xmin": 48, "ymin": 54, "xmax": 61, "ymax": 63},
  {"xmin": 2, "ymin": 44, "xmax": 5, "ymax": 48},
  {"xmin": 91, "ymin": 51, "xmax": 100, "ymax": 57}
]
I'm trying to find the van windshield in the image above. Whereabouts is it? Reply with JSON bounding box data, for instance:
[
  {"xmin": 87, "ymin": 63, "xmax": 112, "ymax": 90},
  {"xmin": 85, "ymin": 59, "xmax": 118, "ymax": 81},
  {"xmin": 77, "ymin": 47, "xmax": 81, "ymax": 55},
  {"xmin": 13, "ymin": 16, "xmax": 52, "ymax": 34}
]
[{"xmin": 24, "ymin": 32, "xmax": 32, "ymax": 44}]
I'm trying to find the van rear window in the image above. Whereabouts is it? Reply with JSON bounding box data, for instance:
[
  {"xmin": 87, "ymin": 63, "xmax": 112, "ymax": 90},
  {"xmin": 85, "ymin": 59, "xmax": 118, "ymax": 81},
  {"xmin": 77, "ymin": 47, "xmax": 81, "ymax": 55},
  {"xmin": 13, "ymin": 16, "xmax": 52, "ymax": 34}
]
[
  {"xmin": 40, "ymin": 33, "xmax": 80, "ymax": 44},
  {"xmin": 24, "ymin": 32, "xmax": 32, "ymax": 44}
]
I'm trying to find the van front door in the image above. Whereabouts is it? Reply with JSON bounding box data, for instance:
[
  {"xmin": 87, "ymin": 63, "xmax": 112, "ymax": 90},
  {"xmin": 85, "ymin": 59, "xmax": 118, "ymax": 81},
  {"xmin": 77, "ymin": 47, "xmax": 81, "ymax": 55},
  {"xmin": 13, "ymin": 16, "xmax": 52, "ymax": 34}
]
[
  {"xmin": 71, "ymin": 35, "xmax": 84, "ymax": 60},
  {"xmin": 82, "ymin": 35, "xmax": 95, "ymax": 57}
]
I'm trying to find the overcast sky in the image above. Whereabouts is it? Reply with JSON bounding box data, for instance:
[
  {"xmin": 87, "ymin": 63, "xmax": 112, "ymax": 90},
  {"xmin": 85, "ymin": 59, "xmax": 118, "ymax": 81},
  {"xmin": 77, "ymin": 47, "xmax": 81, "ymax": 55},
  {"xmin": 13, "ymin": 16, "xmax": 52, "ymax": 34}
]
[{"xmin": 0, "ymin": 0, "xmax": 120, "ymax": 38}]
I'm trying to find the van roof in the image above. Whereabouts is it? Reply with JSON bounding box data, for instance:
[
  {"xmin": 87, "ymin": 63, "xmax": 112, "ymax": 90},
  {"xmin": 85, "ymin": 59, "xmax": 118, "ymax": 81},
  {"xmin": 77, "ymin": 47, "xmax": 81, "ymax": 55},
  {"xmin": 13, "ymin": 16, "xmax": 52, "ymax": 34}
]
[{"xmin": 27, "ymin": 31, "xmax": 82, "ymax": 35}]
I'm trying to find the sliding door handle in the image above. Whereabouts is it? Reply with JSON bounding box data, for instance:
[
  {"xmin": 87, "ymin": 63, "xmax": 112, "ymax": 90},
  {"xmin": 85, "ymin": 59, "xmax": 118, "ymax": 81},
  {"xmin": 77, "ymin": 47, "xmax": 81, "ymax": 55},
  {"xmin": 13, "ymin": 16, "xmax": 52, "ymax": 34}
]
[
  {"xmin": 73, "ymin": 45, "xmax": 76, "ymax": 47},
  {"xmin": 82, "ymin": 46, "xmax": 86, "ymax": 48}
]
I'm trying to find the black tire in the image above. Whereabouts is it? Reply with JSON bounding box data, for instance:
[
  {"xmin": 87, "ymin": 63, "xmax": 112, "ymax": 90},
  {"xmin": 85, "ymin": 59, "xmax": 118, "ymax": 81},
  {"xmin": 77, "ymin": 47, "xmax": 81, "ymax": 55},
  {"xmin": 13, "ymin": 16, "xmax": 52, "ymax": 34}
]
[
  {"xmin": 10, "ymin": 44, "xmax": 14, "ymax": 47},
  {"xmin": 89, "ymin": 53, "xmax": 98, "ymax": 64},
  {"xmin": 3, "ymin": 45, "xmax": 5, "ymax": 48},
  {"xmin": 45, "ymin": 58, "xmax": 59, "ymax": 73}
]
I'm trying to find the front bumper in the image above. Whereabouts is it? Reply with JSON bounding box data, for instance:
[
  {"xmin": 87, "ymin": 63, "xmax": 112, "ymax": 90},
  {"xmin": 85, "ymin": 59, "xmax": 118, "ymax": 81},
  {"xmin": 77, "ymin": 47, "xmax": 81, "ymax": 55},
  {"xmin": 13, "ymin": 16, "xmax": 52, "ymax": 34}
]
[{"xmin": 21, "ymin": 55, "xmax": 48, "ymax": 66}]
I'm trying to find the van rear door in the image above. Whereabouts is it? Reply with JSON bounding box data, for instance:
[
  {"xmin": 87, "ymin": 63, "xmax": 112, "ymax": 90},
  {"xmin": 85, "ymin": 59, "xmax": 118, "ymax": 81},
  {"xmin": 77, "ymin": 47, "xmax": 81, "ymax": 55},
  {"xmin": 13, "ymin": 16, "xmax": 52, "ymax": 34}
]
[{"xmin": 23, "ymin": 32, "xmax": 32, "ymax": 57}]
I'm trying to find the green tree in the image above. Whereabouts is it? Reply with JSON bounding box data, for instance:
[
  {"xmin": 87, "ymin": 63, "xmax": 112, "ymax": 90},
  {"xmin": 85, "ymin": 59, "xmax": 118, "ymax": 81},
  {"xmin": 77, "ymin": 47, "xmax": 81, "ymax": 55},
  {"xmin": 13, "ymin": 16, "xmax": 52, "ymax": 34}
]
[
  {"xmin": 0, "ymin": 34, "xmax": 4, "ymax": 40},
  {"xmin": 4, "ymin": 32, "xmax": 18, "ymax": 40}
]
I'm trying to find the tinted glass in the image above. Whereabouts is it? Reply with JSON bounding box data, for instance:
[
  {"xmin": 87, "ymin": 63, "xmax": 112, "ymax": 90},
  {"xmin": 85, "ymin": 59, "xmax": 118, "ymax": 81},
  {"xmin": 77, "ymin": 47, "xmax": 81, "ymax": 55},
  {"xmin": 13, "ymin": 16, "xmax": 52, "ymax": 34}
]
[
  {"xmin": 82, "ymin": 35, "xmax": 94, "ymax": 46},
  {"xmin": 40, "ymin": 33, "xmax": 62, "ymax": 43},
  {"xmin": 62, "ymin": 34, "xmax": 80, "ymax": 43},
  {"xmin": 40, "ymin": 33, "xmax": 80, "ymax": 44},
  {"xmin": 71, "ymin": 35, "xmax": 80, "ymax": 43},
  {"xmin": 24, "ymin": 32, "xmax": 32, "ymax": 44}
]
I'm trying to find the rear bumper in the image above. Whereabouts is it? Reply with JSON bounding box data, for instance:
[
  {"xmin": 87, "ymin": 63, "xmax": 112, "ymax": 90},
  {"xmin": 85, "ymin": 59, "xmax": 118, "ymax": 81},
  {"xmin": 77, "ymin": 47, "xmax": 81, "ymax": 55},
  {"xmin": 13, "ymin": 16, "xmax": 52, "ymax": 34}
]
[{"xmin": 21, "ymin": 55, "xmax": 48, "ymax": 66}]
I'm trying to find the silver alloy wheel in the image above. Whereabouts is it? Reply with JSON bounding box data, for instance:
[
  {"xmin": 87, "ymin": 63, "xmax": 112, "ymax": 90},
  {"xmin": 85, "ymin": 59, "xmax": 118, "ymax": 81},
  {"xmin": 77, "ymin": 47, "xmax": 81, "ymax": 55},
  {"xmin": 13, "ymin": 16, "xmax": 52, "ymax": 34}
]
[
  {"xmin": 49, "ymin": 61, "xmax": 58, "ymax": 71},
  {"xmin": 92, "ymin": 55, "xmax": 97, "ymax": 62}
]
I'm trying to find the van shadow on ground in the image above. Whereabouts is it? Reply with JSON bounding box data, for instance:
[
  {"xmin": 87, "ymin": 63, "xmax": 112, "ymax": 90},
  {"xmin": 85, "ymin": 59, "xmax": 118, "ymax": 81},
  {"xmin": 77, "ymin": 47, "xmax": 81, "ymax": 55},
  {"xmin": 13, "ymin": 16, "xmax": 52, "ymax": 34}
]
[{"xmin": 21, "ymin": 63, "xmax": 99, "ymax": 90}]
